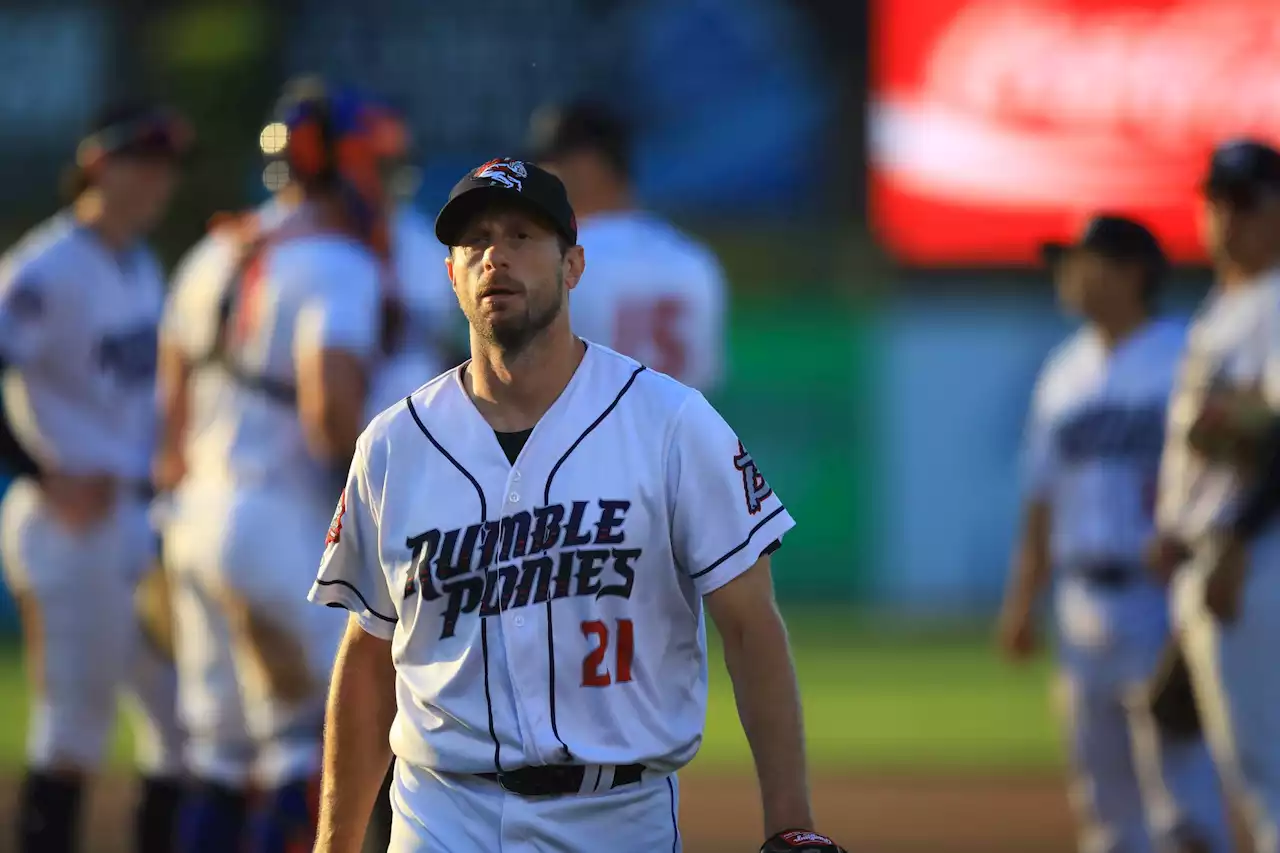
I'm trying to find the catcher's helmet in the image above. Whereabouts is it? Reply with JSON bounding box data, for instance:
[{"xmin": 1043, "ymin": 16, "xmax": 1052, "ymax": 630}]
[{"xmin": 263, "ymin": 76, "xmax": 409, "ymax": 199}]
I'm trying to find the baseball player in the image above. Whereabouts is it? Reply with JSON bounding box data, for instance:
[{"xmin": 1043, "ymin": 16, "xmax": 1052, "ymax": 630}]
[
  {"xmin": 155, "ymin": 81, "xmax": 406, "ymax": 853},
  {"xmin": 526, "ymin": 99, "xmax": 727, "ymax": 394},
  {"xmin": 1153, "ymin": 139, "xmax": 1280, "ymax": 853},
  {"xmin": 998, "ymin": 214, "xmax": 1229, "ymax": 853},
  {"xmin": 309, "ymin": 158, "xmax": 846, "ymax": 853},
  {"xmin": 0, "ymin": 103, "xmax": 192, "ymax": 853}
]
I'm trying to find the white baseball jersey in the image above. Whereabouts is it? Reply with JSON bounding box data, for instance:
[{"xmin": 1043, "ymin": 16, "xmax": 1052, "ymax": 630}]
[
  {"xmin": 163, "ymin": 217, "xmax": 384, "ymax": 501},
  {"xmin": 1026, "ymin": 319, "xmax": 1183, "ymax": 568},
  {"xmin": 1158, "ymin": 273, "xmax": 1280, "ymax": 546},
  {"xmin": 309, "ymin": 343, "xmax": 793, "ymax": 774},
  {"xmin": 569, "ymin": 212, "xmax": 726, "ymax": 394},
  {"xmin": 0, "ymin": 212, "xmax": 163, "ymax": 480},
  {"xmin": 363, "ymin": 205, "xmax": 462, "ymax": 419},
  {"xmin": 1025, "ymin": 320, "xmax": 1185, "ymax": 676},
  {"xmin": 163, "ymin": 201, "xmax": 460, "ymax": 428}
]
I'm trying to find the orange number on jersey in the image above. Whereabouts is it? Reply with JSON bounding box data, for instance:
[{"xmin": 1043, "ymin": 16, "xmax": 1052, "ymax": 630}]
[
  {"xmin": 580, "ymin": 618, "xmax": 635, "ymax": 688},
  {"xmin": 613, "ymin": 298, "xmax": 687, "ymax": 379}
]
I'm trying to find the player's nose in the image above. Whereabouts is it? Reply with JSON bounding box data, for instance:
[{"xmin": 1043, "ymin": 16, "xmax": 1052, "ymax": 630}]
[{"xmin": 482, "ymin": 242, "xmax": 510, "ymax": 271}]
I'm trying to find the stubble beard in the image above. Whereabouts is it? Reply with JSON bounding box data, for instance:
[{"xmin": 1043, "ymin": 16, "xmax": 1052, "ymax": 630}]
[{"xmin": 472, "ymin": 272, "xmax": 566, "ymax": 357}]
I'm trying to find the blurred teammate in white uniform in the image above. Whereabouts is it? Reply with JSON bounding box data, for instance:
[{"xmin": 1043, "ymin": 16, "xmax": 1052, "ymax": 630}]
[
  {"xmin": 999, "ymin": 216, "xmax": 1228, "ymax": 853},
  {"xmin": 154, "ymin": 81, "xmax": 406, "ymax": 853},
  {"xmin": 0, "ymin": 103, "xmax": 192, "ymax": 853},
  {"xmin": 527, "ymin": 100, "xmax": 727, "ymax": 395},
  {"xmin": 1153, "ymin": 140, "xmax": 1280, "ymax": 853}
]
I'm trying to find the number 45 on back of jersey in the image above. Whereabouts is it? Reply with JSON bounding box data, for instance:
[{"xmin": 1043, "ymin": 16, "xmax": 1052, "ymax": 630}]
[
  {"xmin": 613, "ymin": 298, "xmax": 686, "ymax": 380},
  {"xmin": 581, "ymin": 618, "xmax": 635, "ymax": 687}
]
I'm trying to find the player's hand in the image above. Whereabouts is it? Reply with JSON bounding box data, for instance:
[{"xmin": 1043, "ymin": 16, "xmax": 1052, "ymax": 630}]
[
  {"xmin": 40, "ymin": 471, "xmax": 116, "ymax": 533},
  {"xmin": 1188, "ymin": 389, "xmax": 1271, "ymax": 467},
  {"xmin": 152, "ymin": 447, "xmax": 186, "ymax": 494},
  {"xmin": 1203, "ymin": 533, "xmax": 1247, "ymax": 625},
  {"xmin": 1145, "ymin": 534, "xmax": 1192, "ymax": 586},
  {"xmin": 760, "ymin": 829, "xmax": 848, "ymax": 852},
  {"xmin": 996, "ymin": 601, "xmax": 1038, "ymax": 662}
]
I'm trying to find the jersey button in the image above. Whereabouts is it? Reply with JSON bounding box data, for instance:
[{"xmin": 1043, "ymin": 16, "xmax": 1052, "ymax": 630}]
[
  {"xmin": 513, "ymin": 615, "xmax": 525, "ymax": 627},
  {"xmin": 512, "ymin": 470, "xmax": 522, "ymax": 481},
  {"xmin": 509, "ymin": 492, "xmax": 520, "ymax": 503}
]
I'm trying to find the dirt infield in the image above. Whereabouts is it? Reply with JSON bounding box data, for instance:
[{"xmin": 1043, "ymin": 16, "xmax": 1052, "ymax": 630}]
[{"xmin": 0, "ymin": 771, "xmax": 1081, "ymax": 853}]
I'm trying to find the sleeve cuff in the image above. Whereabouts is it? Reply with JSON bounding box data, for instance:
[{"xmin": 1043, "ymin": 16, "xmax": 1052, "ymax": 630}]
[
  {"xmin": 308, "ymin": 579, "xmax": 397, "ymax": 640},
  {"xmin": 688, "ymin": 506, "xmax": 797, "ymax": 596}
]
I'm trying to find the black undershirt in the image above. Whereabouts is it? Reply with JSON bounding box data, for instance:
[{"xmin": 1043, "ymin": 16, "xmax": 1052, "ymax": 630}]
[{"xmin": 494, "ymin": 428, "xmax": 534, "ymax": 465}]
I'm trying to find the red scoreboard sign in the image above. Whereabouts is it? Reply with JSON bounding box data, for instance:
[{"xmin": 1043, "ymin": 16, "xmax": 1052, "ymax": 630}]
[{"xmin": 869, "ymin": 0, "xmax": 1280, "ymax": 266}]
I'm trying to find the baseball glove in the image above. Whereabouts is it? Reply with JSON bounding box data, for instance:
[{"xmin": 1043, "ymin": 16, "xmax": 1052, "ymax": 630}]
[
  {"xmin": 1147, "ymin": 637, "xmax": 1201, "ymax": 740},
  {"xmin": 135, "ymin": 560, "xmax": 176, "ymax": 663},
  {"xmin": 760, "ymin": 830, "xmax": 848, "ymax": 852}
]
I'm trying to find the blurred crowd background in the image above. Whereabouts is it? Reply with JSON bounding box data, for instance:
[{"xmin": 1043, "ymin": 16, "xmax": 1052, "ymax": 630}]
[{"xmin": 2, "ymin": 0, "xmax": 1274, "ymax": 850}]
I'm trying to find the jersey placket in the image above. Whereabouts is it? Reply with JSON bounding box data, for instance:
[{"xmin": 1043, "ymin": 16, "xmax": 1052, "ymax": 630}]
[{"xmin": 494, "ymin": 447, "xmax": 571, "ymax": 767}]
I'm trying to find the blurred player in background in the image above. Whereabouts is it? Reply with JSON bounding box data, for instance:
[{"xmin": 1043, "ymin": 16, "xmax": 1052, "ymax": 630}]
[
  {"xmin": 0, "ymin": 102, "xmax": 192, "ymax": 853},
  {"xmin": 1154, "ymin": 140, "xmax": 1280, "ymax": 853},
  {"xmin": 526, "ymin": 99, "xmax": 727, "ymax": 395},
  {"xmin": 999, "ymin": 215, "xmax": 1229, "ymax": 853},
  {"xmin": 153, "ymin": 79, "xmax": 407, "ymax": 853}
]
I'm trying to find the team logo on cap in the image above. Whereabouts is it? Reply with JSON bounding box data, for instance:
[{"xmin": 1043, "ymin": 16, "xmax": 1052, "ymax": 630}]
[{"xmin": 473, "ymin": 158, "xmax": 527, "ymax": 191}]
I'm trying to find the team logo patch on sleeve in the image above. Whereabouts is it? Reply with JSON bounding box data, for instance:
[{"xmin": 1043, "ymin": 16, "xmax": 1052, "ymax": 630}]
[
  {"xmin": 734, "ymin": 439, "xmax": 773, "ymax": 515},
  {"xmin": 326, "ymin": 491, "xmax": 346, "ymax": 546}
]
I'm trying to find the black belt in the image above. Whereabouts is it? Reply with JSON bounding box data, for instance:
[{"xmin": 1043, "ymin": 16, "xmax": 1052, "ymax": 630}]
[
  {"xmin": 1072, "ymin": 561, "xmax": 1140, "ymax": 589},
  {"xmin": 476, "ymin": 763, "xmax": 645, "ymax": 797}
]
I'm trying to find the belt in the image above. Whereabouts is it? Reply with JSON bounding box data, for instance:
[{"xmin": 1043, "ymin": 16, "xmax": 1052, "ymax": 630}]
[
  {"xmin": 476, "ymin": 763, "xmax": 645, "ymax": 797},
  {"xmin": 1071, "ymin": 561, "xmax": 1140, "ymax": 589}
]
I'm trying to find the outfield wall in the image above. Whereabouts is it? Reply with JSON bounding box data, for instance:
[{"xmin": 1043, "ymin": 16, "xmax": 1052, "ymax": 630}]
[{"xmin": 0, "ymin": 285, "xmax": 1212, "ymax": 635}]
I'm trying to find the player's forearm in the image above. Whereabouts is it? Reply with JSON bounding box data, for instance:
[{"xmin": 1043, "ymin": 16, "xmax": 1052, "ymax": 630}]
[
  {"xmin": 1228, "ymin": 415, "xmax": 1280, "ymax": 542},
  {"xmin": 315, "ymin": 619, "xmax": 397, "ymax": 853},
  {"xmin": 720, "ymin": 606, "xmax": 814, "ymax": 836},
  {"xmin": 1004, "ymin": 501, "xmax": 1051, "ymax": 612}
]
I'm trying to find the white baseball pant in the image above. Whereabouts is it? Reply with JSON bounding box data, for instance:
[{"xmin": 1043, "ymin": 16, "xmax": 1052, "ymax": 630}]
[
  {"xmin": 1056, "ymin": 672, "xmax": 1229, "ymax": 853},
  {"xmin": 389, "ymin": 760, "xmax": 682, "ymax": 853},
  {"xmin": 163, "ymin": 483, "xmax": 346, "ymax": 787},
  {"xmin": 0, "ymin": 477, "xmax": 182, "ymax": 775},
  {"xmin": 1175, "ymin": 538, "xmax": 1280, "ymax": 853}
]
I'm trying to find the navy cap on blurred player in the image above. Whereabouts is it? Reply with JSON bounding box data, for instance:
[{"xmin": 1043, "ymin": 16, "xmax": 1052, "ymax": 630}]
[
  {"xmin": 1042, "ymin": 215, "xmax": 1168, "ymax": 276},
  {"xmin": 1202, "ymin": 139, "xmax": 1280, "ymax": 208},
  {"xmin": 63, "ymin": 101, "xmax": 194, "ymax": 201},
  {"xmin": 434, "ymin": 158, "xmax": 577, "ymax": 247},
  {"xmin": 526, "ymin": 99, "xmax": 632, "ymax": 180}
]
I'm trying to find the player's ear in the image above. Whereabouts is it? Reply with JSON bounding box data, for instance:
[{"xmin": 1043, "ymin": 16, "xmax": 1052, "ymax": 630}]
[
  {"xmin": 563, "ymin": 244, "xmax": 585, "ymax": 292},
  {"xmin": 444, "ymin": 252, "xmax": 458, "ymax": 291}
]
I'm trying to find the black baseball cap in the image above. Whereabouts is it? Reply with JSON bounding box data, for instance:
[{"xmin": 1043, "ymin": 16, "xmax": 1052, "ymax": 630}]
[
  {"xmin": 1042, "ymin": 214, "xmax": 1168, "ymax": 275},
  {"xmin": 1202, "ymin": 139, "xmax": 1280, "ymax": 205},
  {"xmin": 76, "ymin": 101, "xmax": 194, "ymax": 168},
  {"xmin": 526, "ymin": 99, "xmax": 631, "ymax": 177},
  {"xmin": 435, "ymin": 158, "xmax": 578, "ymax": 246}
]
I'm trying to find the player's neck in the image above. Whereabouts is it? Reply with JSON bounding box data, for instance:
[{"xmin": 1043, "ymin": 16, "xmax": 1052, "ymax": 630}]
[
  {"xmin": 1219, "ymin": 257, "xmax": 1280, "ymax": 288},
  {"xmin": 572, "ymin": 186, "xmax": 634, "ymax": 221},
  {"xmin": 73, "ymin": 192, "xmax": 138, "ymax": 251},
  {"xmin": 1093, "ymin": 310, "xmax": 1149, "ymax": 351},
  {"xmin": 466, "ymin": 324, "xmax": 586, "ymax": 431}
]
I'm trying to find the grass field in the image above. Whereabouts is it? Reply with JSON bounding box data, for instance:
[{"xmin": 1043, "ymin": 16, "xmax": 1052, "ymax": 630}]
[
  {"xmin": 0, "ymin": 617, "xmax": 1093, "ymax": 853},
  {"xmin": 0, "ymin": 615, "xmax": 1066, "ymax": 774}
]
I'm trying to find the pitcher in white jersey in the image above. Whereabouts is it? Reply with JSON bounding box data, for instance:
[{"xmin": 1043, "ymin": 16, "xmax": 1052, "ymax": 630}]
[
  {"xmin": 0, "ymin": 103, "xmax": 192, "ymax": 853},
  {"xmin": 155, "ymin": 80, "xmax": 409, "ymax": 853},
  {"xmin": 309, "ymin": 158, "xmax": 846, "ymax": 853},
  {"xmin": 1153, "ymin": 140, "xmax": 1280, "ymax": 853},
  {"xmin": 999, "ymin": 215, "xmax": 1229, "ymax": 853},
  {"xmin": 527, "ymin": 100, "xmax": 727, "ymax": 394}
]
